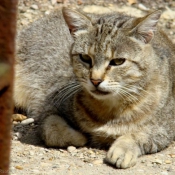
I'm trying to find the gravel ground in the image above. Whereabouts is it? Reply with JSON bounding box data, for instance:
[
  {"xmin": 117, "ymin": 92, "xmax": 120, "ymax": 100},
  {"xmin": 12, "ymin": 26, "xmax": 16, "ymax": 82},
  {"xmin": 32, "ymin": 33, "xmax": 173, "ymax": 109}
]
[{"xmin": 12, "ymin": 1, "xmax": 175, "ymax": 174}]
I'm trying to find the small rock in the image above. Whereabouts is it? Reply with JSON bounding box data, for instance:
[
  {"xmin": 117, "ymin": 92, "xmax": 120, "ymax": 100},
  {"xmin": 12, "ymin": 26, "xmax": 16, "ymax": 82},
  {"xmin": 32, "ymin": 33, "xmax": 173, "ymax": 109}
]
[
  {"xmin": 152, "ymin": 159, "xmax": 163, "ymax": 165},
  {"xmin": 77, "ymin": 0, "xmax": 83, "ymax": 5},
  {"xmin": 88, "ymin": 163, "xmax": 93, "ymax": 167},
  {"xmin": 92, "ymin": 159, "xmax": 103, "ymax": 165},
  {"xmin": 30, "ymin": 4, "xmax": 39, "ymax": 10},
  {"xmin": 32, "ymin": 169, "xmax": 40, "ymax": 174},
  {"xmin": 90, "ymin": 153, "xmax": 96, "ymax": 158},
  {"xmin": 141, "ymin": 159, "xmax": 146, "ymax": 163},
  {"xmin": 161, "ymin": 172, "xmax": 168, "ymax": 175},
  {"xmin": 138, "ymin": 3, "xmax": 149, "ymax": 11},
  {"xmin": 23, "ymin": 13, "xmax": 32, "ymax": 19},
  {"xmin": 165, "ymin": 160, "xmax": 172, "ymax": 164},
  {"xmin": 12, "ymin": 114, "xmax": 27, "ymax": 122},
  {"xmin": 21, "ymin": 118, "xmax": 34, "ymax": 125},
  {"xmin": 14, "ymin": 132, "xmax": 22, "ymax": 139},
  {"xmin": 13, "ymin": 121, "xmax": 19, "ymax": 125},
  {"xmin": 15, "ymin": 165, "xmax": 23, "ymax": 170},
  {"xmin": 45, "ymin": 11, "xmax": 50, "ymax": 15},
  {"xmin": 29, "ymin": 151, "xmax": 35, "ymax": 156},
  {"xmin": 51, "ymin": 0, "xmax": 57, "ymax": 5},
  {"xmin": 67, "ymin": 146, "xmax": 76, "ymax": 153},
  {"xmin": 41, "ymin": 162, "xmax": 51, "ymax": 167},
  {"xmin": 169, "ymin": 154, "xmax": 175, "ymax": 158},
  {"xmin": 128, "ymin": 0, "xmax": 137, "ymax": 5}
]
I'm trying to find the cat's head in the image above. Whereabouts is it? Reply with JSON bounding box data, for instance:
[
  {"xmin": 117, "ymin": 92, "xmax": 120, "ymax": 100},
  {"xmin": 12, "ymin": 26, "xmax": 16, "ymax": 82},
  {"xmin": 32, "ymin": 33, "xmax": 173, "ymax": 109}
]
[{"xmin": 62, "ymin": 8, "xmax": 161, "ymax": 101}]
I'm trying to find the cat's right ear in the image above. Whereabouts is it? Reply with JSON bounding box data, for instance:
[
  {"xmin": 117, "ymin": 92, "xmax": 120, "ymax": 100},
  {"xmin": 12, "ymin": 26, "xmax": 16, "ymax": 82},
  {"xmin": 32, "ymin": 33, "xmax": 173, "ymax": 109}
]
[
  {"xmin": 129, "ymin": 10, "xmax": 161, "ymax": 44},
  {"xmin": 62, "ymin": 7, "xmax": 92, "ymax": 38}
]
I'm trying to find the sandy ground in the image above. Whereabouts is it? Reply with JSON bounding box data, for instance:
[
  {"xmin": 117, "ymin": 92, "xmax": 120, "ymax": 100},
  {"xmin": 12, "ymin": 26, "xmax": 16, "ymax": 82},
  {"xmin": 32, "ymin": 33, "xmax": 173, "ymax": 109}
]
[{"xmin": 12, "ymin": 0, "xmax": 175, "ymax": 174}]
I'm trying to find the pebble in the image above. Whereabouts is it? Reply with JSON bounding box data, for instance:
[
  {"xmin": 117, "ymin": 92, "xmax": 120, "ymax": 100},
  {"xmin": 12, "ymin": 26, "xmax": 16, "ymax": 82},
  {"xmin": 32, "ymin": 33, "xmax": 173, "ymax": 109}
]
[
  {"xmin": 23, "ymin": 13, "xmax": 33, "ymax": 19},
  {"xmin": 92, "ymin": 159, "xmax": 103, "ymax": 165},
  {"xmin": 15, "ymin": 165, "xmax": 23, "ymax": 170},
  {"xmin": 169, "ymin": 154, "xmax": 175, "ymax": 158},
  {"xmin": 32, "ymin": 169, "xmax": 40, "ymax": 174},
  {"xmin": 21, "ymin": 118, "xmax": 34, "ymax": 125},
  {"xmin": 41, "ymin": 162, "xmax": 51, "ymax": 167},
  {"xmin": 165, "ymin": 160, "xmax": 172, "ymax": 164},
  {"xmin": 138, "ymin": 3, "xmax": 149, "ymax": 11},
  {"xmin": 51, "ymin": 0, "xmax": 57, "ymax": 5},
  {"xmin": 67, "ymin": 146, "xmax": 77, "ymax": 153},
  {"xmin": 152, "ymin": 159, "xmax": 163, "ymax": 165},
  {"xmin": 29, "ymin": 151, "xmax": 35, "ymax": 156},
  {"xmin": 14, "ymin": 132, "xmax": 22, "ymax": 139},
  {"xmin": 30, "ymin": 4, "xmax": 39, "ymax": 10},
  {"xmin": 12, "ymin": 114, "xmax": 27, "ymax": 122},
  {"xmin": 45, "ymin": 11, "xmax": 51, "ymax": 15},
  {"xmin": 13, "ymin": 121, "xmax": 19, "ymax": 125},
  {"xmin": 161, "ymin": 172, "xmax": 168, "ymax": 175}
]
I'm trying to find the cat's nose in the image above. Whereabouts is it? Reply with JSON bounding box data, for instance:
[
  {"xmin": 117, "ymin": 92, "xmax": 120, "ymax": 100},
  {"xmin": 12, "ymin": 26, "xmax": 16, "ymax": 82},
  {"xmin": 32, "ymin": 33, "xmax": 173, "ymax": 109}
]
[{"xmin": 90, "ymin": 79, "xmax": 102, "ymax": 87}]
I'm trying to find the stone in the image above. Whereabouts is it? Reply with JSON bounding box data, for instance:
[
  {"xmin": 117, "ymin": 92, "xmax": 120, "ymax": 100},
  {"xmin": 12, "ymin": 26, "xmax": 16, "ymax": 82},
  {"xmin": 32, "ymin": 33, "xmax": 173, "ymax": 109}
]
[
  {"xmin": 67, "ymin": 146, "xmax": 77, "ymax": 153},
  {"xmin": 152, "ymin": 159, "xmax": 163, "ymax": 165},
  {"xmin": 15, "ymin": 165, "xmax": 23, "ymax": 170},
  {"xmin": 138, "ymin": 3, "xmax": 149, "ymax": 11},
  {"xmin": 51, "ymin": 0, "xmax": 57, "ymax": 5},
  {"xmin": 12, "ymin": 114, "xmax": 27, "ymax": 122},
  {"xmin": 30, "ymin": 4, "xmax": 39, "ymax": 10},
  {"xmin": 14, "ymin": 132, "xmax": 22, "ymax": 139},
  {"xmin": 92, "ymin": 159, "xmax": 103, "ymax": 165},
  {"xmin": 165, "ymin": 160, "xmax": 172, "ymax": 164},
  {"xmin": 21, "ymin": 118, "xmax": 34, "ymax": 125}
]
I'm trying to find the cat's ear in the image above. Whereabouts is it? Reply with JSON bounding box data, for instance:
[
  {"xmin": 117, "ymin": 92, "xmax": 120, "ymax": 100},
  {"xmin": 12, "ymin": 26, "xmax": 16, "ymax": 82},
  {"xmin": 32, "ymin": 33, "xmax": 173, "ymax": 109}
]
[
  {"xmin": 62, "ymin": 7, "xmax": 92, "ymax": 38},
  {"xmin": 130, "ymin": 10, "xmax": 161, "ymax": 43}
]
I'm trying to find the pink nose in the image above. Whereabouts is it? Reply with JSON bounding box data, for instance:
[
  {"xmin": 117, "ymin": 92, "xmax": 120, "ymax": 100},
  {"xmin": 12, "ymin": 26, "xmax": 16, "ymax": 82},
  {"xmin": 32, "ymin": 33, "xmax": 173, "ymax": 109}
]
[{"xmin": 90, "ymin": 79, "xmax": 102, "ymax": 87}]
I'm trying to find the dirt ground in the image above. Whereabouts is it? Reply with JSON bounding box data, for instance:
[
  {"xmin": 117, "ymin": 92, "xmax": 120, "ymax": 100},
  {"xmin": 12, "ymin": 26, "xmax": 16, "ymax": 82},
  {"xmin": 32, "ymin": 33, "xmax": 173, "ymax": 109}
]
[{"xmin": 11, "ymin": 0, "xmax": 175, "ymax": 175}]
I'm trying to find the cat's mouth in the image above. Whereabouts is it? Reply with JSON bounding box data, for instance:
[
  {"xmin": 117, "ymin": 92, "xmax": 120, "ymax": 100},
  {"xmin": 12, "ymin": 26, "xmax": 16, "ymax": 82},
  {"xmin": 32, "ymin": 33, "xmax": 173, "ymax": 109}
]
[{"xmin": 91, "ymin": 89, "xmax": 110, "ymax": 95}]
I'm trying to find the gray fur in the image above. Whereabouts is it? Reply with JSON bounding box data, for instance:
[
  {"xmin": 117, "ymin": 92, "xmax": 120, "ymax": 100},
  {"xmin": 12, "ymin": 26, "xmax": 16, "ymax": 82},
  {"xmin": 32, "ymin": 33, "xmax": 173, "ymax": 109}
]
[{"xmin": 14, "ymin": 8, "xmax": 175, "ymax": 169}]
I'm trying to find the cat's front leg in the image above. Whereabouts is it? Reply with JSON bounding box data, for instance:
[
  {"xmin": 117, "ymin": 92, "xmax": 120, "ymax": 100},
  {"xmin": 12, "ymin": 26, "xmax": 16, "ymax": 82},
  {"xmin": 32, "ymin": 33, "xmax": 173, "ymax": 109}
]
[
  {"xmin": 40, "ymin": 115, "xmax": 87, "ymax": 147},
  {"xmin": 105, "ymin": 135, "xmax": 141, "ymax": 169},
  {"xmin": 105, "ymin": 129, "xmax": 171, "ymax": 169}
]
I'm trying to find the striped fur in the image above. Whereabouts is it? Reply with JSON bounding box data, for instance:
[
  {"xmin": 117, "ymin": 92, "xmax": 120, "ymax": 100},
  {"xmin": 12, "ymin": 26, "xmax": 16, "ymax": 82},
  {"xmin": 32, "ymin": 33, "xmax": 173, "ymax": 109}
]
[{"xmin": 15, "ymin": 8, "xmax": 175, "ymax": 169}]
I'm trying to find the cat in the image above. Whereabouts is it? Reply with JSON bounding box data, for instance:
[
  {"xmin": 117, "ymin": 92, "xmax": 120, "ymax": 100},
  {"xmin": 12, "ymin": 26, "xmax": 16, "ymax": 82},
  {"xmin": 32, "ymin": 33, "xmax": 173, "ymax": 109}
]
[{"xmin": 14, "ymin": 7, "xmax": 175, "ymax": 169}]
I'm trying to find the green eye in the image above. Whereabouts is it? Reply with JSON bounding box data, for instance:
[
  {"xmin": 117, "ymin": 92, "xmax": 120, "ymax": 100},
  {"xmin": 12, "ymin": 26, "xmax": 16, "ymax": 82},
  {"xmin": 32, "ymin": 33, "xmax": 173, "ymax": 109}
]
[
  {"xmin": 79, "ymin": 54, "xmax": 92, "ymax": 66},
  {"xmin": 109, "ymin": 58, "xmax": 126, "ymax": 66}
]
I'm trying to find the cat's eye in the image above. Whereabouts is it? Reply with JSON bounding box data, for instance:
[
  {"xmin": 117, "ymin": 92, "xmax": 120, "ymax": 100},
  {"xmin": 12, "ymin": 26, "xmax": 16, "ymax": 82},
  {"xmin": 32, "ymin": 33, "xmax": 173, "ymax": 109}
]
[
  {"xmin": 79, "ymin": 54, "xmax": 92, "ymax": 66},
  {"xmin": 109, "ymin": 58, "xmax": 126, "ymax": 66}
]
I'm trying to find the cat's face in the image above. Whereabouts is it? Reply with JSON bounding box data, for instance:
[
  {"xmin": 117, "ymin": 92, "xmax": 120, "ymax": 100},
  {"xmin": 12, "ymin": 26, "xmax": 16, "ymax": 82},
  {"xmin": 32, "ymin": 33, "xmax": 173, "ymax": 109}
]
[{"xmin": 63, "ymin": 8, "xmax": 161, "ymax": 100}]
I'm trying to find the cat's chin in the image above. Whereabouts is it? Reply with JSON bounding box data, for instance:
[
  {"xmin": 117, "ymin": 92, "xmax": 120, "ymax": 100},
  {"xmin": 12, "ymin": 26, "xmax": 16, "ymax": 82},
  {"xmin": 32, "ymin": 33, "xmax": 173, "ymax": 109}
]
[{"xmin": 90, "ymin": 89, "xmax": 110, "ymax": 96}]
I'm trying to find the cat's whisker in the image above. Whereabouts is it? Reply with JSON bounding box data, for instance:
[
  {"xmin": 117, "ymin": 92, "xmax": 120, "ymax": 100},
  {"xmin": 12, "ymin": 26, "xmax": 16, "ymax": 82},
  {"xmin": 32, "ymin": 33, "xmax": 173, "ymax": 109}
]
[
  {"xmin": 55, "ymin": 88, "xmax": 80, "ymax": 108},
  {"xmin": 119, "ymin": 89, "xmax": 139, "ymax": 103},
  {"xmin": 56, "ymin": 85, "xmax": 81, "ymax": 103},
  {"xmin": 126, "ymin": 84, "xmax": 156, "ymax": 100},
  {"xmin": 52, "ymin": 82, "xmax": 81, "ymax": 106},
  {"xmin": 54, "ymin": 84, "xmax": 82, "ymax": 108},
  {"xmin": 52, "ymin": 82, "xmax": 80, "ymax": 103}
]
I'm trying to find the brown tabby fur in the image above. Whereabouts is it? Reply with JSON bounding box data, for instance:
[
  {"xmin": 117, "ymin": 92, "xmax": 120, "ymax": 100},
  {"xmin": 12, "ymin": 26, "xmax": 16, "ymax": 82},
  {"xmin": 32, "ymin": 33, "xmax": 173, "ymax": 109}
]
[{"xmin": 14, "ymin": 7, "xmax": 175, "ymax": 168}]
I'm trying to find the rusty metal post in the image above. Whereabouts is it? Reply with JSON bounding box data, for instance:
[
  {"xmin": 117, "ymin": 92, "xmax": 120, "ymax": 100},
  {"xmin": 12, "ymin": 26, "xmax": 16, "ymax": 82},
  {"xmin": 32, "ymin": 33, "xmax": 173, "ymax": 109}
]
[{"xmin": 0, "ymin": 0, "xmax": 18, "ymax": 174}]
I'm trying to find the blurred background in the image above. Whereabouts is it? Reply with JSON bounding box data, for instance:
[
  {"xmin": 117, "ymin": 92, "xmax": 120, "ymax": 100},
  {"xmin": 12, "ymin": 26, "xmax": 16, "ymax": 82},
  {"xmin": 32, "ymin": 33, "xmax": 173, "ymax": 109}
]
[{"xmin": 17, "ymin": 0, "xmax": 175, "ymax": 43}]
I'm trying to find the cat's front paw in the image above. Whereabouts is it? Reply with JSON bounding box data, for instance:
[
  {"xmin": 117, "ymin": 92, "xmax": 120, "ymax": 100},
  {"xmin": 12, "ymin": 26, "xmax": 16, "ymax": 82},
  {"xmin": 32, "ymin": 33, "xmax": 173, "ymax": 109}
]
[{"xmin": 105, "ymin": 136, "xmax": 141, "ymax": 169}]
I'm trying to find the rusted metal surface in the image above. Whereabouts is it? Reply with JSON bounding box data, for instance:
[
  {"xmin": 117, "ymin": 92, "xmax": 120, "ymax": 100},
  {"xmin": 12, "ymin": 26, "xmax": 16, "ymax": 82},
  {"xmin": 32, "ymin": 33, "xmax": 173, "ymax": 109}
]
[{"xmin": 0, "ymin": 0, "xmax": 18, "ymax": 174}]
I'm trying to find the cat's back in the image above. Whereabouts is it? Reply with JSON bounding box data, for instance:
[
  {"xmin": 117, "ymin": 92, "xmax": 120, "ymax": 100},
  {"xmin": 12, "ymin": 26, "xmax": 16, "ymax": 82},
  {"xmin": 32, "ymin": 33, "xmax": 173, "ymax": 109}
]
[
  {"xmin": 15, "ymin": 9, "xmax": 74, "ymax": 114},
  {"xmin": 17, "ymin": 9, "xmax": 73, "ymax": 65}
]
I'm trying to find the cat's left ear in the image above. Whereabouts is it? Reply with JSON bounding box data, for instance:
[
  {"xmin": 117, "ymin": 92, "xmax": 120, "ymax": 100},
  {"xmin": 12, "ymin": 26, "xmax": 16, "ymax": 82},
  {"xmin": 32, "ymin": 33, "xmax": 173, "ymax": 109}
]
[
  {"xmin": 62, "ymin": 7, "xmax": 92, "ymax": 38},
  {"xmin": 130, "ymin": 10, "xmax": 161, "ymax": 44}
]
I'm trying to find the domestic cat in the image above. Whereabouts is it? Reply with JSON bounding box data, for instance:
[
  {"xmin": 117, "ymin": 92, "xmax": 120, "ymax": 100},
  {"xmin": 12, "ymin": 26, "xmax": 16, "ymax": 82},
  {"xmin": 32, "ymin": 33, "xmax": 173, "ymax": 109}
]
[{"xmin": 14, "ymin": 7, "xmax": 175, "ymax": 168}]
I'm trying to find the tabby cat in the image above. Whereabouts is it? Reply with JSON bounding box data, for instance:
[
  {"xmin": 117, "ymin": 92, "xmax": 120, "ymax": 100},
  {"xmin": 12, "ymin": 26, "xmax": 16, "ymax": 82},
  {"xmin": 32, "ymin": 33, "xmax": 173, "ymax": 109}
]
[{"xmin": 14, "ymin": 7, "xmax": 175, "ymax": 168}]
